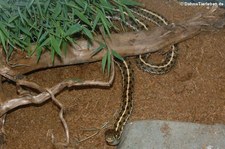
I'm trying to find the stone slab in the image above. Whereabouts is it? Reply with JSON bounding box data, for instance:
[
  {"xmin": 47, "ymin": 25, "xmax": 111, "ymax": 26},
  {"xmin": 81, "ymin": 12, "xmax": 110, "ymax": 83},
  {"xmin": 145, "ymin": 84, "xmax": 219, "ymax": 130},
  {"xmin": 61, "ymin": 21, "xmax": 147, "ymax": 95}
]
[{"xmin": 118, "ymin": 120, "xmax": 225, "ymax": 149}]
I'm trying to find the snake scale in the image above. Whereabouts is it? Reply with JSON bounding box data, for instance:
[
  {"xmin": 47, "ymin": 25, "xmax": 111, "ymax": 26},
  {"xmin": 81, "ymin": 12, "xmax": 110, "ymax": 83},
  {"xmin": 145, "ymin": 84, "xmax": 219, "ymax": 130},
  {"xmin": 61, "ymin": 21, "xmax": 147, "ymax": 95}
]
[{"xmin": 104, "ymin": 6, "xmax": 178, "ymax": 145}]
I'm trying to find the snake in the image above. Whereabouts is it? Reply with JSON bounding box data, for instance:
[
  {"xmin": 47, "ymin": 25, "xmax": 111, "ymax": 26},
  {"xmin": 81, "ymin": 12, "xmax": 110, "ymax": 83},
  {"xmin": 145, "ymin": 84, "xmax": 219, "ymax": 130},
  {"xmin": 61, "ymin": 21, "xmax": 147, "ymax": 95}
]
[{"xmin": 104, "ymin": 6, "xmax": 178, "ymax": 145}]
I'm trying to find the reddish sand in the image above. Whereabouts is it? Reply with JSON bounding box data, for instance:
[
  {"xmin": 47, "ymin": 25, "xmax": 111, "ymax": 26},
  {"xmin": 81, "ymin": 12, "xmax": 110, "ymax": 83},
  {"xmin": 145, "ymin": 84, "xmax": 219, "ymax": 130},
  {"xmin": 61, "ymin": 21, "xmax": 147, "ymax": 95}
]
[{"xmin": 3, "ymin": 0, "xmax": 225, "ymax": 148}]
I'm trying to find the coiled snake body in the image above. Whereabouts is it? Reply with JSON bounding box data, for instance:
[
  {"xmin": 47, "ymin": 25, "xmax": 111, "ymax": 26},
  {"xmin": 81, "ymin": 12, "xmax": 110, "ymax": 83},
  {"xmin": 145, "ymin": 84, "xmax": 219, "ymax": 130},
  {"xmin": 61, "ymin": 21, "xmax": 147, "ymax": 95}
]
[{"xmin": 105, "ymin": 6, "xmax": 178, "ymax": 145}]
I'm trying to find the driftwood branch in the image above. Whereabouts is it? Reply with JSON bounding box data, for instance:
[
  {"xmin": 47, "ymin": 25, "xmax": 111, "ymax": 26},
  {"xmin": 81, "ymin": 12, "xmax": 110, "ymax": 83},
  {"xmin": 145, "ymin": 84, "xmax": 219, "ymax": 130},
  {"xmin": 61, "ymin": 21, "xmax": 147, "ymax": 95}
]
[
  {"xmin": 0, "ymin": 55, "xmax": 115, "ymax": 146},
  {"xmin": 0, "ymin": 6, "xmax": 224, "ymax": 128},
  {"xmin": 0, "ymin": 55, "xmax": 115, "ymax": 117},
  {"xmin": 1, "ymin": 7, "xmax": 224, "ymax": 80},
  {"xmin": 0, "ymin": 7, "xmax": 224, "ymax": 146}
]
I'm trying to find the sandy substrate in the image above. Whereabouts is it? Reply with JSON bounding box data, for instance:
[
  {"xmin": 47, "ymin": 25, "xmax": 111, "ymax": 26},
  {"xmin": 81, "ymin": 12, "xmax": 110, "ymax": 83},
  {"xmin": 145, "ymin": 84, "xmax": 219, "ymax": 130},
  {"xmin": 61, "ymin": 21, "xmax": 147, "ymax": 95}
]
[{"xmin": 3, "ymin": 0, "xmax": 225, "ymax": 148}]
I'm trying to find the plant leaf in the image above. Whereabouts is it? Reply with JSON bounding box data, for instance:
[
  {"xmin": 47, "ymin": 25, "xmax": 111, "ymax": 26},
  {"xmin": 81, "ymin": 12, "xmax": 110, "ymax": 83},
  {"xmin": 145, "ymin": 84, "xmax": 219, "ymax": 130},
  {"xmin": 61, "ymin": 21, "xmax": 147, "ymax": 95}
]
[
  {"xmin": 65, "ymin": 24, "xmax": 82, "ymax": 36},
  {"xmin": 92, "ymin": 42, "xmax": 106, "ymax": 56},
  {"xmin": 102, "ymin": 51, "xmax": 108, "ymax": 73},
  {"xmin": 0, "ymin": 30, "xmax": 7, "ymax": 52},
  {"xmin": 73, "ymin": 9, "xmax": 91, "ymax": 26},
  {"xmin": 50, "ymin": 35, "xmax": 62, "ymax": 57},
  {"xmin": 82, "ymin": 27, "xmax": 93, "ymax": 40},
  {"xmin": 107, "ymin": 49, "xmax": 111, "ymax": 74},
  {"xmin": 112, "ymin": 50, "xmax": 124, "ymax": 61}
]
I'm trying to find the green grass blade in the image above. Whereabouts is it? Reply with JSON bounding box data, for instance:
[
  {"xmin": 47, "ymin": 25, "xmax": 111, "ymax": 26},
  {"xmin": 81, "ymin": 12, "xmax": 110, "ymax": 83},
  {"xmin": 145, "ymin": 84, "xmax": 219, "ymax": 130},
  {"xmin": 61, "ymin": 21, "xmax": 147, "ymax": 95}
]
[
  {"xmin": 0, "ymin": 30, "xmax": 7, "ymax": 54},
  {"xmin": 0, "ymin": 0, "xmax": 139, "ymax": 62},
  {"xmin": 73, "ymin": 9, "xmax": 91, "ymax": 26},
  {"xmin": 65, "ymin": 24, "xmax": 82, "ymax": 36},
  {"xmin": 112, "ymin": 50, "xmax": 124, "ymax": 61},
  {"xmin": 120, "ymin": 0, "xmax": 141, "ymax": 6},
  {"xmin": 102, "ymin": 51, "xmax": 108, "ymax": 73},
  {"xmin": 92, "ymin": 42, "xmax": 106, "ymax": 56},
  {"xmin": 53, "ymin": 3, "xmax": 62, "ymax": 19},
  {"xmin": 50, "ymin": 35, "xmax": 62, "ymax": 57},
  {"xmin": 107, "ymin": 49, "xmax": 111, "ymax": 74},
  {"xmin": 82, "ymin": 27, "xmax": 93, "ymax": 40}
]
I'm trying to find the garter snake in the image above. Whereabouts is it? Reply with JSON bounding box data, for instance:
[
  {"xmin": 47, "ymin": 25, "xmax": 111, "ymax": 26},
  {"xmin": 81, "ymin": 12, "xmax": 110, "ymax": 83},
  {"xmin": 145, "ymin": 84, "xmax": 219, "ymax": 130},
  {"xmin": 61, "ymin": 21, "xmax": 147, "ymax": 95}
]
[
  {"xmin": 105, "ymin": 59, "xmax": 134, "ymax": 145},
  {"xmin": 105, "ymin": 6, "xmax": 178, "ymax": 145}
]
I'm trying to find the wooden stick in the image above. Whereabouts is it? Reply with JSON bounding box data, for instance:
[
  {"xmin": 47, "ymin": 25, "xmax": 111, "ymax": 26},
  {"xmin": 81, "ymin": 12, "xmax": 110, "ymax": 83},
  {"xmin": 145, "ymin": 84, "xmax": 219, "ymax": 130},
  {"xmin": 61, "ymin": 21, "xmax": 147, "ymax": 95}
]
[{"xmin": 1, "ymin": 7, "xmax": 224, "ymax": 79}]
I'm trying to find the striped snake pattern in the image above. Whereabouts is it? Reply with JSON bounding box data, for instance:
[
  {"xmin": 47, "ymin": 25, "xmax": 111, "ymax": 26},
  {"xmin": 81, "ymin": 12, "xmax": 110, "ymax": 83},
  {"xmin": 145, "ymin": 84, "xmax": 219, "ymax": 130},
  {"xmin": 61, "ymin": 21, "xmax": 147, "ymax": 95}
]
[{"xmin": 105, "ymin": 6, "xmax": 178, "ymax": 145}]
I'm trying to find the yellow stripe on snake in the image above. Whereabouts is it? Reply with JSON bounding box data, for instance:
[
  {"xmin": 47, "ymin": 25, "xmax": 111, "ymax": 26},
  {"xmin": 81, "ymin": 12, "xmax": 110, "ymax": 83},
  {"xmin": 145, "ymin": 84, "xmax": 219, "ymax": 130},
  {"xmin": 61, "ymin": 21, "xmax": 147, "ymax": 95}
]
[{"xmin": 105, "ymin": 6, "xmax": 178, "ymax": 146}]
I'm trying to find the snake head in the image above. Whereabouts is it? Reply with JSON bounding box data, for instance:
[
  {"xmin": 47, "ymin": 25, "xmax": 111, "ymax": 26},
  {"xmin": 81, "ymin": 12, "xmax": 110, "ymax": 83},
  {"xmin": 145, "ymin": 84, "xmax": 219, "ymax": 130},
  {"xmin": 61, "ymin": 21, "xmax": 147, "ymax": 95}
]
[{"xmin": 105, "ymin": 129, "xmax": 120, "ymax": 146}]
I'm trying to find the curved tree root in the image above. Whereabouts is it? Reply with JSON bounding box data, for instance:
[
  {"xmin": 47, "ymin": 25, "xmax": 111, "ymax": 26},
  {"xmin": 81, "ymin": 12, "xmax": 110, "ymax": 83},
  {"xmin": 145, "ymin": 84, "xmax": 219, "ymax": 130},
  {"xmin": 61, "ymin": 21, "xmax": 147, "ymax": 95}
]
[{"xmin": 0, "ymin": 7, "xmax": 224, "ymax": 146}]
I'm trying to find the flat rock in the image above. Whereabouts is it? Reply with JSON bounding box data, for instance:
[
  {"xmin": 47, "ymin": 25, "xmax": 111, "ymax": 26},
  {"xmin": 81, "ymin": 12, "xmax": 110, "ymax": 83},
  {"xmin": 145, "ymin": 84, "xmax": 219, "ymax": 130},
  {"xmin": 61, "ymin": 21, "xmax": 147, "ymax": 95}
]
[{"xmin": 117, "ymin": 120, "xmax": 225, "ymax": 149}]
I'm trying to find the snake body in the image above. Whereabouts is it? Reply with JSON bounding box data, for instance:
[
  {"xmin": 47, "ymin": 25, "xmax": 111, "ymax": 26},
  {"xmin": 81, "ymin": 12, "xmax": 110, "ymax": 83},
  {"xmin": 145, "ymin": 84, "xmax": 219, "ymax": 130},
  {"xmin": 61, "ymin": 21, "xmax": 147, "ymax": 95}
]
[
  {"xmin": 105, "ymin": 6, "xmax": 178, "ymax": 145},
  {"xmin": 132, "ymin": 7, "xmax": 178, "ymax": 74},
  {"xmin": 105, "ymin": 60, "xmax": 134, "ymax": 145}
]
